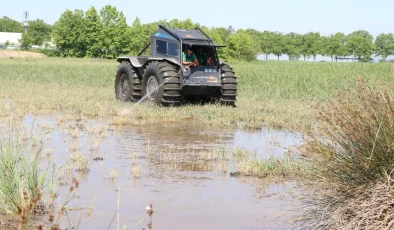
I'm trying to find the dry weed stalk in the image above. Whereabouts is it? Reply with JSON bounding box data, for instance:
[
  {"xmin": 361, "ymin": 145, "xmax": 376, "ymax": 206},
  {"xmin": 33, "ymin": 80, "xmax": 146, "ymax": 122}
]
[
  {"xmin": 44, "ymin": 178, "xmax": 80, "ymax": 230},
  {"xmin": 146, "ymin": 204, "xmax": 154, "ymax": 229},
  {"xmin": 18, "ymin": 188, "xmax": 42, "ymax": 230},
  {"xmin": 315, "ymin": 180, "xmax": 394, "ymax": 229}
]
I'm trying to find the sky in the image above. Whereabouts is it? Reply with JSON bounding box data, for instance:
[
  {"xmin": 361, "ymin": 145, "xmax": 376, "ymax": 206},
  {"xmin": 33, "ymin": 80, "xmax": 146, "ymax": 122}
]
[{"xmin": 1, "ymin": 0, "xmax": 394, "ymax": 37}]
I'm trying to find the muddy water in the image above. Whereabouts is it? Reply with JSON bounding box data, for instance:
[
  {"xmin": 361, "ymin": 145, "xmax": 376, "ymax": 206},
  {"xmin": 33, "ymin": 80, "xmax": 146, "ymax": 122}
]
[{"xmin": 5, "ymin": 115, "xmax": 305, "ymax": 229}]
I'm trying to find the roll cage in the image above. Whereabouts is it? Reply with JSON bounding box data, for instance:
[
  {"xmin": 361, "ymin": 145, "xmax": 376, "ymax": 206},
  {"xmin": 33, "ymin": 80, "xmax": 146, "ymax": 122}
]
[{"xmin": 138, "ymin": 25, "xmax": 225, "ymax": 69}]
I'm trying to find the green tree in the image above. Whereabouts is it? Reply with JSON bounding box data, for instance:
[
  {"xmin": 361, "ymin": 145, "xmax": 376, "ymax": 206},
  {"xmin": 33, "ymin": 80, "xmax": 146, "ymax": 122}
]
[
  {"xmin": 270, "ymin": 32, "xmax": 285, "ymax": 60},
  {"xmin": 135, "ymin": 21, "xmax": 167, "ymax": 56},
  {"xmin": 318, "ymin": 36, "xmax": 329, "ymax": 57},
  {"xmin": 129, "ymin": 17, "xmax": 146, "ymax": 55},
  {"xmin": 168, "ymin": 19, "xmax": 180, "ymax": 28},
  {"xmin": 273, "ymin": 32, "xmax": 286, "ymax": 60},
  {"xmin": 207, "ymin": 28, "xmax": 225, "ymax": 58},
  {"xmin": 284, "ymin": 32, "xmax": 302, "ymax": 60},
  {"xmin": 180, "ymin": 18, "xmax": 196, "ymax": 29},
  {"xmin": 200, "ymin": 25, "xmax": 209, "ymax": 32},
  {"xmin": 85, "ymin": 7, "xmax": 102, "ymax": 57},
  {"xmin": 100, "ymin": 5, "xmax": 119, "ymax": 58},
  {"xmin": 301, "ymin": 32, "xmax": 320, "ymax": 61},
  {"xmin": 167, "ymin": 18, "xmax": 199, "ymax": 30},
  {"xmin": 53, "ymin": 9, "xmax": 87, "ymax": 57},
  {"xmin": 246, "ymin": 29, "xmax": 262, "ymax": 54},
  {"xmin": 322, "ymin": 33, "xmax": 349, "ymax": 62},
  {"xmin": 334, "ymin": 33, "xmax": 349, "ymax": 61},
  {"xmin": 224, "ymin": 33, "xmax": 238, "ymax": 60},
  {"xmin": 0, "ymin": 17, "xmax": 23, "ymax": 32},
  {"xmin": 260, "ymin": 31, "xmax": 274, "ymax": 60},
  {"xmin": 115, "ymin": 12, "xmax": 131, "ymax": 55},
  {"xmin": 19, "ymin": 32, "xmax": 33, "ymax": 50},
  {"xmin": 347, "ymin": 30, "xmax": 374, "ymax": 62},
  {"xmin": 27, "ymin": 19, "xmax": 52, "ymax": 45},
  {"xmin": 210, "ymin": 27, "xmax": 233, "ymax": 43},
  {"xmin": 100, "ymin": 5, "xmax": 131, "ymax": 58},
  {"xmin": 225, "ymin": 29, "xmax": 256, "ymax": 61},
  {"xmin": 350, "ymin": 30, "xmax": 373, "ymax": 40},
  {"xmin": 374, "ymin": 33, "xmax": 394, "ymax": 61}
]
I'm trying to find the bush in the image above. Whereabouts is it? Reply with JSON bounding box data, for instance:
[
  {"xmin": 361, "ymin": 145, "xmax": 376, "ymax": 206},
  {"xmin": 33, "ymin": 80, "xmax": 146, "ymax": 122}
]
[{"xmin": 32, "ymin": 48, "xmax": 60, "ymax": 57}]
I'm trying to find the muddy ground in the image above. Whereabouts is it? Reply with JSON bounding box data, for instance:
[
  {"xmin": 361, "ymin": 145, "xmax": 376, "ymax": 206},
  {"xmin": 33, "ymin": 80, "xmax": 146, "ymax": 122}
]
[{"xmin": 0, "ymin": 50, "xmax": 47, "ymax": 58}]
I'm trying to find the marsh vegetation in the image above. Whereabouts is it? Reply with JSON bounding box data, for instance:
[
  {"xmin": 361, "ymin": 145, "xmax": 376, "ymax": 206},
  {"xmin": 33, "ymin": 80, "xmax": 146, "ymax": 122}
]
[{"xmin": 1, "ymin": 58, "xmax": 394, "ymax": 229}]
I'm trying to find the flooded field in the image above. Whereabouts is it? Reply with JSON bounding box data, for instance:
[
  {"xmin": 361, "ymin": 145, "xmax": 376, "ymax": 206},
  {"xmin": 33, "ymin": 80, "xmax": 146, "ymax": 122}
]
[{"xmin": 0, "ymin": 114, "xmax": 306, "ymax": 229}]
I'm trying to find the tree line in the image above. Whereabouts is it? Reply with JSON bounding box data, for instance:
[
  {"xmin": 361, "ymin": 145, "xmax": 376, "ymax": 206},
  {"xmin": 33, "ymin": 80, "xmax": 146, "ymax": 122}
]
[{"xmin": 1, "ymin": 5, "xmax": 394, "ymax": 62}]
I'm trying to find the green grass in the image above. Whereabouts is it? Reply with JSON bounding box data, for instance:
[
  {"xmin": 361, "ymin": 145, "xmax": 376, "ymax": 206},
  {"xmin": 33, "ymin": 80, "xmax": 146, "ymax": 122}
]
[
  {"xmin": 0, "ymin": 58, "xmax": 393, "ymax": 131},
  {"xmin": 235, "ymin": 61, "xmax": 394, "ymax": 100},
  {"xmin": 229, "ymin": 147, "xmax": 305, "ymax": 178}
]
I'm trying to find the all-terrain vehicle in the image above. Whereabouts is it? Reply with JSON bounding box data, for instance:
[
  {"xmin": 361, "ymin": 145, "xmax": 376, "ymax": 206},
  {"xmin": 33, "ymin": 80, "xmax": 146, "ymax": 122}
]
[{"xmin": 114, "ymin": 25, "xmax": 237, "ymax": 106}]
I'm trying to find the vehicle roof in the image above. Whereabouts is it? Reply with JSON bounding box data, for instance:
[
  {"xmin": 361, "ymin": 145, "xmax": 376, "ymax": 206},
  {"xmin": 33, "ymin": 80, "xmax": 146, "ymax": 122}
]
[
  {"xmin": 151, "ymin": 26, "xmax": 226, "ymax": 47},
  {"xmin": 169, "ymin": 28, "xmax": 208, "ymax": 40},
  {"xmin": 153, "ymin": 28, "xmax": 210, "ymax": 41}
]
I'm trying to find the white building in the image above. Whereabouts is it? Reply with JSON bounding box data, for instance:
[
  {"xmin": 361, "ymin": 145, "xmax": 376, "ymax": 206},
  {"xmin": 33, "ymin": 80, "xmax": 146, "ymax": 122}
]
[
  {"xmin": 0, "ymin": 32, "xmax": 22, "ymax": 48},
  {"xmin": 32, "ymin": 38, "xmax": 56, "ymax": 50}
]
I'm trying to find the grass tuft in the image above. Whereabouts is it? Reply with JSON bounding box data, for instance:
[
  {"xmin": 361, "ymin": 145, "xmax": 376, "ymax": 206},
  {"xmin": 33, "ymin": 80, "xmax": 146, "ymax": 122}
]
[
  {"xmin": 301, "ymin": 78, "xmax": 394, "ymax": 228},
  {"xmin": 230, "ymin": 148, "xmax": 305, "ymax": 178},
  {"xmin": 0, "ymin": 133, "xmax": 55, "ymax": 216},
  {"xmin": 305, "ymin": 79, "xmax": 394, "ymax": 191}
]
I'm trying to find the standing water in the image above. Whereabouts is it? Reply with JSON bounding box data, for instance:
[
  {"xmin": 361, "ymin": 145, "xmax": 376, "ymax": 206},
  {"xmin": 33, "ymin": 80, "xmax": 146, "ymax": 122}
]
[{"xmin": 1, "ymin": 114, "xmax": 306, "ymax": 229}]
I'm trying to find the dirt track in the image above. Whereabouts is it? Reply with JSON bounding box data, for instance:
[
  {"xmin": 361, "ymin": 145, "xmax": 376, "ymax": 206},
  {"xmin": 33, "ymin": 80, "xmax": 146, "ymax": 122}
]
[{"xmin": 0, "ymin": 50, "xmax": 47, "ymax": 58}]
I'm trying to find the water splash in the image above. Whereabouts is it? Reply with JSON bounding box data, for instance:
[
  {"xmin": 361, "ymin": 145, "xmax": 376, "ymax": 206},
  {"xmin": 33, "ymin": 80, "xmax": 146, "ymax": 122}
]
[{"xmin": 128, "ymin": 74, "xmax": 179, "ymax": 111}]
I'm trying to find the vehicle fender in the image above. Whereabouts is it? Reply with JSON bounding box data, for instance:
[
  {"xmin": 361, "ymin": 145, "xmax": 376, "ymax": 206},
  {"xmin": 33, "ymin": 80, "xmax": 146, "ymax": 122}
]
[{"xmin": 117, "ymin": 56, "xmax": 180, "ymax": 68}]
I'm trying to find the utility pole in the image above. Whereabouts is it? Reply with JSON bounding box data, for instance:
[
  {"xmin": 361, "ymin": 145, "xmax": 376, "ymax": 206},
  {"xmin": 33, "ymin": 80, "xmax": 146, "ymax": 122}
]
[{"xmin": 23, "ymin": 11, "xmax": 29, "ymax": 33}]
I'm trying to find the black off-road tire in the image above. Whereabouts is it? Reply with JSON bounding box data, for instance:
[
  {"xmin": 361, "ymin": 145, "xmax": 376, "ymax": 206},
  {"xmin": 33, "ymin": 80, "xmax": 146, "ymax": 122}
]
[
  {"xmin": 218, "ymin": 64, "xmax": 238, "ymax": 106},
  {"xmin": 141, "ymin": 61, "xmax": 181, "ymax": 106},
  {"xmin": 114, "ymin": 61, "xmax": 142, "ymax": 102}
]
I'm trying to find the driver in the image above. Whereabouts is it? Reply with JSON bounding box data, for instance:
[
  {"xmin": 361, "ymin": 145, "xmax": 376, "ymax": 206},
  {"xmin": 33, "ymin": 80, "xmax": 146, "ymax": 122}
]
[
  {"xmin": 196, "ymin": 47, "xmax": 206, "ymax": 65},
  {"xmin": 182, "ymin": 46, "xmax": 199, "ymax": 70}
]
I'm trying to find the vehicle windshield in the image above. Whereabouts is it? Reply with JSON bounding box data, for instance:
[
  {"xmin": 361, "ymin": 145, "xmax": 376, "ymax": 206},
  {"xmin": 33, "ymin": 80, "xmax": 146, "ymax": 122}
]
[{"xmin": 183, "ymin": 45, "xmax": 218, "ymax": 67}]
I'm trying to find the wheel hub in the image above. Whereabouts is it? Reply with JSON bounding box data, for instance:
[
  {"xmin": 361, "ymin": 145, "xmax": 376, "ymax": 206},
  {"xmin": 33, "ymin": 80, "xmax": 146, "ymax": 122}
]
[
  {"xmin": 120, "ymin": 74, "xmax": 130, "ymax": 97},
  {"xmin": 147, "ymin": 76, "xmax": 159, "ymax": 101}
]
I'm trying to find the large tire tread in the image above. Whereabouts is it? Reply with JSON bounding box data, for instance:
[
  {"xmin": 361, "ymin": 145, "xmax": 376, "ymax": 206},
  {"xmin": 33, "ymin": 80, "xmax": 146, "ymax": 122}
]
[
  {"xmin": 115, "ymin": 61, "xmax": 142, "ymax": 102},
  {"xmin": 219, "ymin": 64, "xmax": 238, "ymax": 106},
  {"xmin": 143, "ymin": 61, "xmax": 181, "ymax": 106}
]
